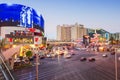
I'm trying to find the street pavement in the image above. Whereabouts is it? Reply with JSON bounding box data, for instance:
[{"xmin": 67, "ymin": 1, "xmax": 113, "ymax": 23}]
[{"xmin": 13, "ymin": 49, "xmax": 120, "ymax": 80}]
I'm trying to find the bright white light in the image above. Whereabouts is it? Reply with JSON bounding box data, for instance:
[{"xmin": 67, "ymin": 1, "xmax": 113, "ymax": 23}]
[
  {"xmin": 5, "ymin": 18, "xmax": 8, "ymax": 21},
  {"xmin": 22, "ymin": 13, "xmax": 25, "ymax": 23},
  {"xmin": 12, "ymin": 19, "xmax": 14, "ymax": 22},
  {"xmin": 27, "ymin": 10, "xmax": 31, "ymax": 24},
  {"xmin": 12, "ymin": 45, "xmax": 16, "ymax": 48},
  {"xmin": 7, "ymin": 3, "xmax": 13, "ymax": 6},
  {"xmin": 30, "ymin": 44, "xmax": 35, "ymax": 48}
]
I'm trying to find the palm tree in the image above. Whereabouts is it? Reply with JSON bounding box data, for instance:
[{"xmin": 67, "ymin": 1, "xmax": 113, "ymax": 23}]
[
  {"xmin": 25, "ymin": 51, "xmax": 33, "ymax": 61},
  {"xmin": 26, "ymin": 51, "xmax": 32, "ymax": 57}
]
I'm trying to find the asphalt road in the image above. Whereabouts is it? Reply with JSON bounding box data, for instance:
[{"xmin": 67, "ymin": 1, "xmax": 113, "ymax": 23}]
[{"xmin": 13, "ymin": 49, "xmax": 120, "ymax": 80}]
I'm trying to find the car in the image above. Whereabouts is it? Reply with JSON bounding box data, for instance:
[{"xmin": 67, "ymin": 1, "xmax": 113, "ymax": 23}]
[
  {"xmin": 111, "ymin": 51, "xmax": 115, "ymax": 55},
  {"xmin": 88, "ymin": 57, "xmax": 95, "ymax": 62},
  {"xmin": 39, "ymin": 55, "xmax": 45, "ymax": 59},
  {"xmin": 75, "ymin": 48, "xmax": 81, "ymax": 50},
  {"xmin": 46, "ymin": 54, "xmax": 52, "ymax": 58},
  {"xmin": 71, "ymin": 52, "xmax": 75, "ymax": 55},
  {"xmin": 102, "ymin": 54, "xmax": 108, "ymax": 57},
  {"xmin": 80, "ymin": 57, "xmax": 87, "ymax": 61},
  {"xmin": 64, "ymin": 54, "xmax": 71, "ymax": 59},
  {"xmin": 38, "ymin": 52, "xmax": 45, "ymax": 59}
]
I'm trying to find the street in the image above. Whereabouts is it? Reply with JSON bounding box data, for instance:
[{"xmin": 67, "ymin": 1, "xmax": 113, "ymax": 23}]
[{"xmin": 13, "ymin": 49, "xmax": 120, "ymax": 80}]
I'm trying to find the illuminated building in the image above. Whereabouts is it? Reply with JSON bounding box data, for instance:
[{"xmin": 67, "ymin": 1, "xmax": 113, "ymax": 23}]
[
  {"xmin": 0, "ymin": 3, "xmax": 44, "ymax": 39},
  {"xmin": 57, "ymin": 25, "xmax": 71, "ymax": 41},
  {"xmin": 57, "ymin": 23, "xmax": 87, "ymax": 41},
  {"xmin": 110, "ymin": 32, "xmax": 120, "ymax": 40},
  {"xmin": 0, "ymin": 3, "xmax": 45, "ymax": 61},
  {"xmin": 71, "ymin": 23, "xmax": 87, "ymax": 41},
  {"xmin": 87, "ymin": 28, "xmax": 110, "ymax": 42}
]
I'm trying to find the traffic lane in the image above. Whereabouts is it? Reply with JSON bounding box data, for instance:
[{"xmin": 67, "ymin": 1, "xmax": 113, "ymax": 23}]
[
  {"xmin": 51, "ymin": 54, "xmax": 119, "ymax": 80},
  {"xmin": 13, "ymin": 51, "xmax": 120, "ymax": 80},
  {"xmin": 86, "ymin": 53, "xmax": 120, "ymax": 80},
  {"xmin": 37, "ymin": 53, "xmax": 114, "ymax": 80},
  {"xmin": 13, "ymin": 50, "xmax": 98, "ymax": 80},
  {"xmin": 14, "ymin": 53, "xmax": 97, "ymax": 80},
  {"xmin": 52, "ymin": 52, "xmax": 120, "ymax": 80},
  {"xmin": 37, "ymin": 59, "xmax": 97, "ymax": 80},
  {"xmin": 14, "ymin": 63, "xmax": 59, "ymax": 80},
  {"xmin": 40, "ymin": 55, "xmax": 116, "ymax": 80}
]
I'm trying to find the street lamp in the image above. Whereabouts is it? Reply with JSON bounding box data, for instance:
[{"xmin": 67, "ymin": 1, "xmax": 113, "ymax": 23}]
[
  {"xmin": 56, "ymin": 47, "xmax": 60, "ymax": 64},
  {"xmin": 33, "ymin": 47, "xmax": 39, "ymax": 80},
  {"xmin": 115, "ymin": 48, "xmax": 118, "ymax": 80},
  {"xmin": 115, "ymin": 48, "xmax": 120, "ymax": 80}
]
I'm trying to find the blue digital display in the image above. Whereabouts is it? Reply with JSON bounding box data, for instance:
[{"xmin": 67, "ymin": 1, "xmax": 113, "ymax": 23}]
[{"xmin": 0, "ymin": 3, "xmax": 44, "ymax": 31}]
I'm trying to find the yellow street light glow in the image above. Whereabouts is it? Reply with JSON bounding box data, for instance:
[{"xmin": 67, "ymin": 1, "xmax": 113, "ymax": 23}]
[
  {"xmin": 99, "ymin": 46, "xmax": 104, "ymax": 52},
  {"xmin": 12, "ymin": 45, "xmax": 16, "ymax": 48},
  {"xmin": 30, "ymin": 44, "xmax": 36, "ymax": 48}
]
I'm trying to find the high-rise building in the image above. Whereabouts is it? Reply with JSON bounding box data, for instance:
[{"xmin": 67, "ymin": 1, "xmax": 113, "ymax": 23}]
[
  {"xmin": 57, "ymin": 24, "xmax": 71, "ymax": 41},
  {"xmin": 57, "ymin": 23, "xmax": 87, "ymax": 41},
  {"xmin": 115, "ymin": 33, "xmax": 120, "ymax": 40},
  {"xmin": 71, "ymin": 23, "xmax": 87, "ymax": 40},
  {"xmin": 111, "ymin": 32, "xmax": 120, "ymax": 40},
  {"xmin": 71, "ymin": 23, "xmax": 87, "ymax": 41}
]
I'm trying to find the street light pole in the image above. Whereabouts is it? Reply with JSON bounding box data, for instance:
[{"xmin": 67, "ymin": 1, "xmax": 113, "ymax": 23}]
[
  {"xmin": 115, "ymin": 48, "xmax": 118, "ymax": 80},
  {"xmin": 36, "ymin": 53, "xmax": 39, "ymax": 80},
  {"xmin": 34, "ymin": 48, "xmax": 39, "ymax": 80},
  {"xmin": 57, "ymin": 49, "xmax": 60, "ymax": 64},
  {"xmin": 58, "ymin": 53, "xmax": 60, "ymax": 64}
]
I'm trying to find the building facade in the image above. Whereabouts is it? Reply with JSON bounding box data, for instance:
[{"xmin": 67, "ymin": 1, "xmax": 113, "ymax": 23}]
[
  {"xmin": 71, "ymin": 23, "xmax": 87, "ymax": 41},
  {"xmin": 87, "ymin": 28, "xmax": 110, "ymax": 41},
  {"xmin": 57, "ymin": 25, "xmax": 71, "ymax": 41},
  {"xmin": 0, "ymin": 3, "xmax": 45, "ymax": 44},
  {"xmin": 110, "ymin": 32, "xmax": 120, "ymax": 40},
  {"xmin": 57, "ymin": 23, "xmax": 87, "ymax": 41}
]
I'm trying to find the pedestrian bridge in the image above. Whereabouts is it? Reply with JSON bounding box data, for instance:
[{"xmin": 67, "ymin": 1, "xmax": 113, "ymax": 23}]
[
  {"xmin": 2, "ymin": 45, "xmax": 22, "ymax": 60},
  {"xmin": 47, "ymin": 41, "xmax": 75, "ymax": 45}
]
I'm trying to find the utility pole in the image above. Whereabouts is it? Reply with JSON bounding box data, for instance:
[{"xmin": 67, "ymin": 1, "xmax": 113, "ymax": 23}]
[
  {"xmin": 115, "ymin": 48, "xmax": 118, "ymax": 80},
  {"xmin": 34, "ymin": 48, "xmax": 39, "ymax": 80}
]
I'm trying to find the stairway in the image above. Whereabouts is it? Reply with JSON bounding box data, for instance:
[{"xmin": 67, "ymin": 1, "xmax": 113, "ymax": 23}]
[
  {"xmin": 0, "ymin": 69, "xmax": 6, "ymax": 80},
  {"xmin": 2, "ymin": 45, "xmax": 22, "ymax": 60},
  {"xmin": 0, "ymin": 57, "xmax": 16, "ymax": 80}
]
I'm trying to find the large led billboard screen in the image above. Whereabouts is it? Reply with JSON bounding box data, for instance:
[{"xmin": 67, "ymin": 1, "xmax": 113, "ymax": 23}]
[{"xmin": 0, "ymin": 3, "xmax": 44, "ymax": 32}]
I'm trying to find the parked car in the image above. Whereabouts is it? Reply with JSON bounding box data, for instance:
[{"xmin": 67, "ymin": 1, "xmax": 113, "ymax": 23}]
[{"xmin": 80, "ymin": 57, "xmax": 87, "ymax": 61}]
